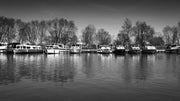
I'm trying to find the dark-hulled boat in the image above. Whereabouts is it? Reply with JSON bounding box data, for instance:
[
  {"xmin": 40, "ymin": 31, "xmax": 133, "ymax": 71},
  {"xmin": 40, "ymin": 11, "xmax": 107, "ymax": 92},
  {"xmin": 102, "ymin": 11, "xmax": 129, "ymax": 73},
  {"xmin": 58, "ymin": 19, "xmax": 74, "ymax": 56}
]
[
  {"xmin": 113, "ymin": 45, "xmax": 126, "ymax": 55},
  {"xmin": 141, "ymin": 45, "xmax": 157, "ymax": 54},
  {"xmin": 165, "ymin": 44, "xmax": 180, "ymax": 54},
  {"xmin": 128, "ymin": 46, "xmax": 141, "ymax": 54},
  {"xmin": 6, "ymin": 43, "xmax": 20, "ymax": 54}
]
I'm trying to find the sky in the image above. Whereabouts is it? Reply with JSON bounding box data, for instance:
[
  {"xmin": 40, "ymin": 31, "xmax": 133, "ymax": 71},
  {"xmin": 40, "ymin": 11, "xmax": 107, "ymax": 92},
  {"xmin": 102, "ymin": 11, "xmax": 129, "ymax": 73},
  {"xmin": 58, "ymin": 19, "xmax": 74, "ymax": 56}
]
[{"xmin": 0, "ymin": 0, "xmax": 180, "ymax": 38}]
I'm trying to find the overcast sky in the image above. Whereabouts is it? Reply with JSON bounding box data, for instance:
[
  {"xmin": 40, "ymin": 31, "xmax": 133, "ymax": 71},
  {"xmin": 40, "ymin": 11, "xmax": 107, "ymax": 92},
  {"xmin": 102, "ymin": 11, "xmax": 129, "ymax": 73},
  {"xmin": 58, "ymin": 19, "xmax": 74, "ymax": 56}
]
[{"xmin": 0, "ymin": 0, "xmax": 180, "ymax": 37}]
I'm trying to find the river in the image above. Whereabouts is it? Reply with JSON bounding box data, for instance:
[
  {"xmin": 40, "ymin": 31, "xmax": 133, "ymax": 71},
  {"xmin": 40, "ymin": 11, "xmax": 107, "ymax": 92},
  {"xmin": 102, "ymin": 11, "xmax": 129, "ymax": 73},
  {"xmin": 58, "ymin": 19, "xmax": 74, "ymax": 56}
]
[{"xmin": 0, "ymin": 53, "xmax": 180, "ymax": 101}]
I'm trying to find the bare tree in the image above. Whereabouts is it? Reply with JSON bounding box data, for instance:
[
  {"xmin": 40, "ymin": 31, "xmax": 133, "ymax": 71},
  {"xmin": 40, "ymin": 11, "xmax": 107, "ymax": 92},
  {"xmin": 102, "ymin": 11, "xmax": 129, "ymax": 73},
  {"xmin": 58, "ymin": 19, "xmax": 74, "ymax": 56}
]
[
  {"xmin": 19, "ymin": 21, "xmax": 40, "ymax": 44},
  {"xmin": 61, "ymin": 20, "xmax": 77, "ymax": 45},
  {"xmin": 96, "ymin": 29, "xmax": 111, "ymax": 45},
  {"xmin": 163, "ymin": 26, "xmax": 174, "ymax": 45},
  {"xmin": 114, "ymin": 18, "xmax": 132, "ymax": 46},
  {"xmin": 133, "ymin": 21, "xmax": 155, "ymax": 46},
  {"xmin": 82, "ymin": 24, "xmax": 96, "ymax": 46},
  {"xmin": 39, "ymin": 20, "xmax": 48, "ymax": 45},
  {"xmin": 0, "ymin": 16, "xmax": 16, "ymax": 43},
  {"xmin": 48, "ymin": 18, "xmax": 77, "ymax": 45}
]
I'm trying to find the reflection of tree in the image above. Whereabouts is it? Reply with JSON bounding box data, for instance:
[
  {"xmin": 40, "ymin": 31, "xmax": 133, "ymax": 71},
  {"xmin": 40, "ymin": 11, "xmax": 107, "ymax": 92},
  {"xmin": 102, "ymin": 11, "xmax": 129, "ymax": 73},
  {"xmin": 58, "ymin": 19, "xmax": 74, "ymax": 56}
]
[
  {"xmin": 53, "ymin": 63, "xmax": 75, "ymax": 83},
  {"xmin": 81, "ymin": 54, "xmax": 95, "ymax": 78},
  {"xmin": 135, "ymin": 55, "xmax": 151, "ymax": 80},
  {"xmin": 0, "ymin": 54, "xmax": 76, "ymax": 85},
  {"xmin": 0, "ymin": 55, "xmax": 19, "ymax": 85},
  {"xmin": 165, "ymin": 54, "xmax": 180, "ymax": 82},
  {"xmin": 121, "ymin": 55, "xmax": 132, "ymax": 83},
  {"xmin": 51, "ymin": 55, "xmax": 75, "ymax": 83}
]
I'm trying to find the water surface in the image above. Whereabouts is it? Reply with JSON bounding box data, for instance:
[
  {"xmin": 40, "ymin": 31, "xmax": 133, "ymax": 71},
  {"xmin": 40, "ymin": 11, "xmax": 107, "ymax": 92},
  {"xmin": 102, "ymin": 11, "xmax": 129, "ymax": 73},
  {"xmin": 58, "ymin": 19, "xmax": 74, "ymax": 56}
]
[{"xmin": 0, "ymin": 53, "xmax": 180, "ymax": 101}]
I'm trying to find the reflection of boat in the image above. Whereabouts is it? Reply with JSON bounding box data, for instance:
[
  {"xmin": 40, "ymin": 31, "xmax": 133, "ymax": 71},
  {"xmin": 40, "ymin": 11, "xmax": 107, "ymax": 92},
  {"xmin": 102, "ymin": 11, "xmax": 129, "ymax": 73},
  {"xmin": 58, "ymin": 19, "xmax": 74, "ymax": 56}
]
[
  {"xmin": 97, "ymin": 45, "xmax": 112, "ymax": 54},
  {"xmin": 70, "ymin": 44, "xmax": 82, "ymax": 54},
  {"xmin": 45, "ymin": 44, "xmax": 68, "ymax": 54},
  {"xmin": 142, "ymin": 45, "xmax": 156, "ymax": 54},
  {"xmin": 0, "ymin": 43, "xmax": 7, "ymax": 53},
  {"xmin": 113, "ymin": 45, "xmax": 126, "ymax": 55},
  {"xmin": 165, "ymin": 44, "xmax": 180, "ymax": 54},
  {"xmin": 128, "ymin": 46, "xmax": 141, "ymax": 54},
  {"xmin": 13, "ymin": 44, "xmax": 43, "ymax": 54}
]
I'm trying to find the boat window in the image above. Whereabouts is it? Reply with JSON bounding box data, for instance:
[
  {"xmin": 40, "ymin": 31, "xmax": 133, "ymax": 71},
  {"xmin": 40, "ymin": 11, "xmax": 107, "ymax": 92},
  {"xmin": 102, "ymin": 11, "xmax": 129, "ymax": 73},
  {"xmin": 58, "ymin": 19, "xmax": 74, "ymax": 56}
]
[
  {"xmin": 16, "ymin": 46, "xmax": 20, "ymax": 49},
  {"xmin": 27, "ymin": 47, "xmax": 30, "ymax": 49},
  {"xmin": 172, "ymin": 45, "xmax": 176, "ymax": 47},
  {"xmin": 23, "ymin": 46, "xmax": 26, "ymax": 49}
]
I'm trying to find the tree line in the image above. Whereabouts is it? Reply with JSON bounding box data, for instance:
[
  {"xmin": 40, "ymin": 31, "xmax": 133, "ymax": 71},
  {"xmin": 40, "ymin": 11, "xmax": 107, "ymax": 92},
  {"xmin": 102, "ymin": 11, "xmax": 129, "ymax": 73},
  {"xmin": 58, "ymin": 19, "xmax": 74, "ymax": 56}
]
[
  {"xmin": 1, "ymin": 16, "xmax": 180, "ymax": 47},
  {"xmin": 82, "ymin": 18, "xmax": 180, "ymax": 47},
  {"xmin": 0, "ymin": 16, "xmax": 78, "ymax": 45}
]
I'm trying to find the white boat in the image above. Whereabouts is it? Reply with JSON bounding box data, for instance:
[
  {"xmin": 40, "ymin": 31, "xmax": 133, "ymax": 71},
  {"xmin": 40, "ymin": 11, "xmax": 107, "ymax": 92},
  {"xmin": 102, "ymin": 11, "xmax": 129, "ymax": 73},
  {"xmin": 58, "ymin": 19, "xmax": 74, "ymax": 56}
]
[
  {"xmin": 13, "ymin": 44, "xmax": 43, "ymax": 54},
  {"xmin": 45, "ymin": 44, "xmax": 68, "ymax": 54},
  {"xmin": 97, "ymin": 45, "xmax": 112, "ymax": 54},
  {"xmin": 70, "ymin": 44, "xmax": 82, "ymax": 54},
  {"xmin": 0, "ymin": 43, "xmax": 7, "ymax": 53}
]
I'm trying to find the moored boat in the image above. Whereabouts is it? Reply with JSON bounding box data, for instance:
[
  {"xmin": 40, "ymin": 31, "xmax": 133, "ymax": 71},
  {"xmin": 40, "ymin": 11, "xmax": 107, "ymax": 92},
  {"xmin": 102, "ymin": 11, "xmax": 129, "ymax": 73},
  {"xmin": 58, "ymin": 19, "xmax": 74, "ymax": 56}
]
[
  {"xmin": 45, "ymin": 44, "xmax": 69, "ymax": 54},
  {"xmin": 0, "ymin": 43, "xmax": 7, "ymax": 53},
  {"xmin": 165, "ymin": 44, "xmax": 180, "ymax": 54},
  {"xmin": 70, "ymin": 44, "xmax": 82, "ymax": 54},
  {"xmin": 13, "ymin": 44, "xmax": 43, "ymax": 54},
  {"xmin": 6, "ymin": 43, "xmax": 20, "ymax": 54},
  {"xmin": 112, "ymin": 45, "xmax": 126, "ymax": 55},
  {"xmin": 142, "ymin": 45, "xmax": 157, "ymax": 54},
  {"xmin": 97, "ymin": 45, "xmax": 112, "ymax": 54},
  {"xmin": 128, "ymin": 46, "xmax": 141, "ymax": 54}
]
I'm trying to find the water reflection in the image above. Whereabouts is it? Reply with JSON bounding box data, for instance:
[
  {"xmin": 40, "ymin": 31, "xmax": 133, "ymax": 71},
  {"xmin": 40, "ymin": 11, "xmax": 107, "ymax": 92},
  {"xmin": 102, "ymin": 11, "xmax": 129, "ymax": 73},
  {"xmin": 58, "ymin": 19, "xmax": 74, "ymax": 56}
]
[
  {"xmin": 0, "ymin": 53, "xmax": 180, "ymax": 86},
  {"xmin": 164, "ymin": 54, "xmax": 180, "ymax": 82},
  {"xmin": 134, "ymin": 55, "xmax": 154, "ymax": 81},
  {"xmin": 0, "ymin": 54, "xmax": 76, "ymax": 85},
  {"xmin": 1, "ymin": 53, "xmax": 180, "ymax": 101},
  {"xmin": 0, "ymin": 54, "xmax": 18, "ymax": 85}
]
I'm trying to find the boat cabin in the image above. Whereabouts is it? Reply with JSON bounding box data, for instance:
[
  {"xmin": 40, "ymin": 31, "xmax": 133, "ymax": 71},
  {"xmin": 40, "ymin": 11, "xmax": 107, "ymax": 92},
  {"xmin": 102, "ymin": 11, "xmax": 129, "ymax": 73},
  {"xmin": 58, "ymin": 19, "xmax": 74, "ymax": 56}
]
[{"xmin": 15, "ymin": 45, "xmax": 42, "ymax": 50}]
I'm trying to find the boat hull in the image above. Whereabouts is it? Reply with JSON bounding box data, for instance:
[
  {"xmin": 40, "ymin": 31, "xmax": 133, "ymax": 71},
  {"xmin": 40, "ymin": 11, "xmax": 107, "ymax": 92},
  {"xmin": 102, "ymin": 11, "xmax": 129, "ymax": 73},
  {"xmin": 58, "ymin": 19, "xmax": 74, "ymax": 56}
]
[
  {"xmin": 128, "ymin": 50, "xmax": 141, "ymax": 54},
  {"xmin": 97, "ymin": 49, "xmax": 111, "ymax": 54},
  {"xmin": 0, "ymin": 46, "xmax": 7, "ymax": 53},
  {"xmin": 6, "ymin": 49, "xmax": 15, "ymax": 54},
  {"xmin": 14, "ymin": 49, "xmax": 43, "ymax": 54},
  {"xmin": 70, "ymin": 49, "xmax": 81, "ymax": 54},
  {"xmin": 113, "ymin": 49, "xmax": 126, "ymax": 55},
  {"xmin": 142, "ymin": 49, "xmax": 156, "ymax": 54},
  {"xmin": 165, "ymin": 49, "xmax": 180, "ymax": 54},
  {"xmin": 45, "ymin": 49, "xmax": 68, "ymax": 54},
  {"xmin": 0, "ymin": 49, "xmax": 6, "ymax": 53}
]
